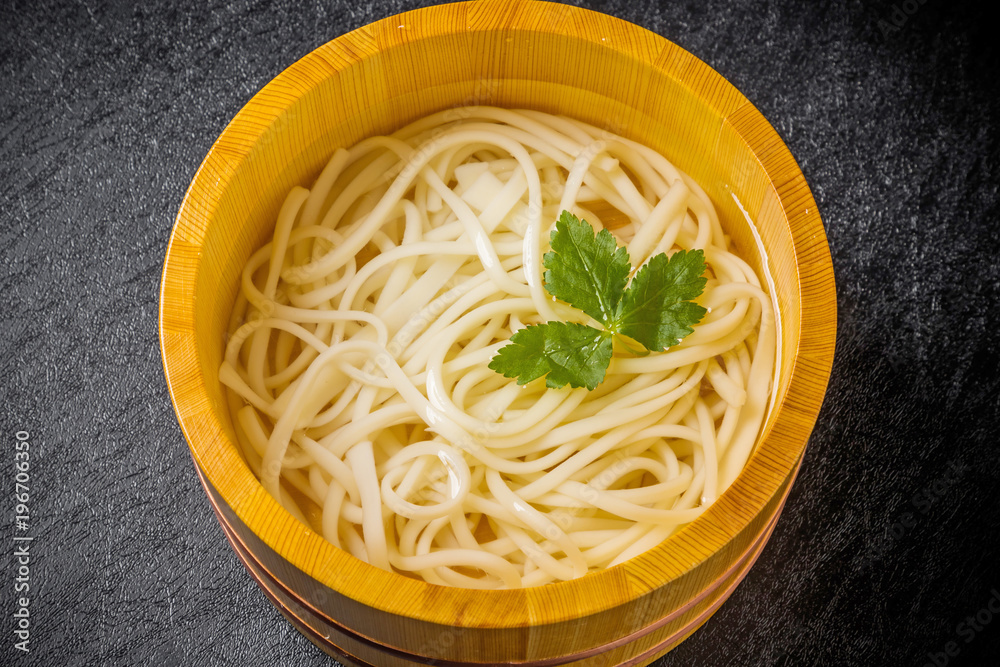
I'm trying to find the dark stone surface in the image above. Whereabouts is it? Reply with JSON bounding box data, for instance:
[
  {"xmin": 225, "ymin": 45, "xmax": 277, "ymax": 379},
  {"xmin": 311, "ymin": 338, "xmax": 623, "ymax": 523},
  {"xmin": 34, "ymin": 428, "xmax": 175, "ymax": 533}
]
[{"xmin": 1, "ymin": 0, "xmax": 998, "ymax": 665}]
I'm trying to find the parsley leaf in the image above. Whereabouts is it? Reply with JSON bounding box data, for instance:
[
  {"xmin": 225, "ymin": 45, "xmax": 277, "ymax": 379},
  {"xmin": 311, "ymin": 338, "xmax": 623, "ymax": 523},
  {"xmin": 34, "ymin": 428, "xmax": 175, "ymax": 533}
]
[
  {"xmin": 616, "ymin": 249, "xmax": 708, "ymax": 351},
  {"xmin": 490, "ymin": 211, "xmax": 706, "ymax": 390},
  {"xmin": 488, "ymin": 322, "xmax": 612, "ymax": 390},
  {"xmin": 543, "ymin": 211, "xmax": 631, "ymax": 326}
]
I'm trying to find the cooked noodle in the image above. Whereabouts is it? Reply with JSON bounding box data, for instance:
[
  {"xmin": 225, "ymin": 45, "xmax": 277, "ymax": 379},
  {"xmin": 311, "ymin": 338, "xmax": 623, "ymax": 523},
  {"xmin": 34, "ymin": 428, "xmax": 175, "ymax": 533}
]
[{"xmin": 220, "ymin": 107, "xmax": 776, "ymax": 589}]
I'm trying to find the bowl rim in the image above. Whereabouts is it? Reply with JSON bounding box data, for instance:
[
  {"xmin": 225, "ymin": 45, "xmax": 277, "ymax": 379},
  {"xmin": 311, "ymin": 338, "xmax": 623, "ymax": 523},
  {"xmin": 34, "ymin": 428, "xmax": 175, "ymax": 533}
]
[{"xmin": 160, "ymin": 0, "xmax": 836, "ymax": 629}]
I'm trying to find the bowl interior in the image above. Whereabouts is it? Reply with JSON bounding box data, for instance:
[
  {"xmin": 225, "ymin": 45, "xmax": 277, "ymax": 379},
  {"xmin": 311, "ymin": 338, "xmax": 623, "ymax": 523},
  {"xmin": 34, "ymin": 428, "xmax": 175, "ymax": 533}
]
[{"xmin": 161, "ymin": 0, "xmax": 835, "ymax": 635}]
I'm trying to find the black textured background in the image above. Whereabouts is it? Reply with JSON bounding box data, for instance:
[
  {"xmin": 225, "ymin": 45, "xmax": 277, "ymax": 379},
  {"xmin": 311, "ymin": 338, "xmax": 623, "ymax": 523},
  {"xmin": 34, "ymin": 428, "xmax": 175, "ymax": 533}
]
[{"xmin": 2, "ymin": 1, "xmax": 999, "ymax": 665}]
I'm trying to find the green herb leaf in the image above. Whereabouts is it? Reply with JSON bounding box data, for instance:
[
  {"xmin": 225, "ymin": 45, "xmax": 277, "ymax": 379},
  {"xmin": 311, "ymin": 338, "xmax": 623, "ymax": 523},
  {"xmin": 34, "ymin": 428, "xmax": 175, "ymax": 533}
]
[
  {"xmin": 491, "ymin": 211, "xmax": 707, "ymax": 390},
  {"xmin": 543, "ymin": 211, "xmax": 631, "ymax": 326},
  {"xmin": 487, "ymin": 322, "xmax": 612, "ymax": 390},
  {"xmin": 616, "ymin": 250, "xmax": 708, "ymax": 351}
]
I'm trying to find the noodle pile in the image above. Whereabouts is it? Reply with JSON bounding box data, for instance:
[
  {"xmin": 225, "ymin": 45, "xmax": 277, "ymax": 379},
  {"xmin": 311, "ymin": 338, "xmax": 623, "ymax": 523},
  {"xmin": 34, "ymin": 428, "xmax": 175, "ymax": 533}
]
[{"xmin": 220, "ymin": 107, "xmax": 776, "ymax": 589}]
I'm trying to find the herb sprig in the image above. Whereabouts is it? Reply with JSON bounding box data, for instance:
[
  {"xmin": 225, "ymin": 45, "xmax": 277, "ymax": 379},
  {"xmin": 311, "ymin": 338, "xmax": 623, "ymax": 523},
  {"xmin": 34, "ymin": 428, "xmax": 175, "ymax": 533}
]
[{"xmin": 488, "ymin": 211, "xmax": 707, "ymax": 390}]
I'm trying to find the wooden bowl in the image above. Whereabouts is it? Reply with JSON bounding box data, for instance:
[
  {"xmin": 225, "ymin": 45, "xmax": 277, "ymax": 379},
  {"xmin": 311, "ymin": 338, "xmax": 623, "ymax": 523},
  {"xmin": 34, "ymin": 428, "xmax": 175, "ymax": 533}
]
[{"xmin": 159, "ymin": 1, "xmax": 836, "ymax": 664}]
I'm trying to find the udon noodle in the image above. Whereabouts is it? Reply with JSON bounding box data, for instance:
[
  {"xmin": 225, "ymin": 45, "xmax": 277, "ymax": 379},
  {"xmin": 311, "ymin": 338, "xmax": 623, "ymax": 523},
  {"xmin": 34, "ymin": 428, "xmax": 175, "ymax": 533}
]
[{"xmin": 220, "ymin": 107, "xmax": 776, "ymax": 589}]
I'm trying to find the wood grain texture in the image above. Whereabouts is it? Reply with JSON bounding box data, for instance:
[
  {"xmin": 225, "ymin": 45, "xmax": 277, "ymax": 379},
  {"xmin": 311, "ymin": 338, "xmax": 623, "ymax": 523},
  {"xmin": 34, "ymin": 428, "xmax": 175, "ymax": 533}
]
[
  {"xmin": 159, "ymin": 0, "xmax": 836, "ymax": 664},
  {"xmin": 199, "ymin": 447, "xmax": 797, "ymax": 666}
]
